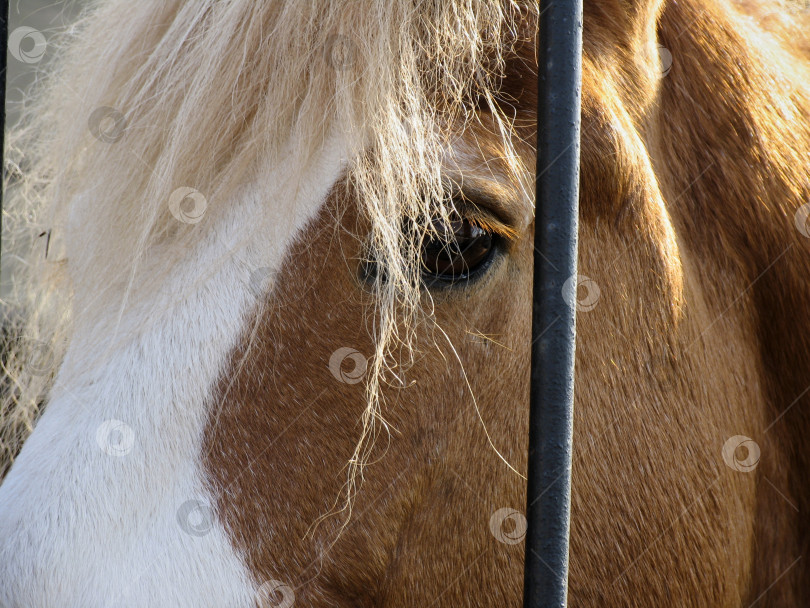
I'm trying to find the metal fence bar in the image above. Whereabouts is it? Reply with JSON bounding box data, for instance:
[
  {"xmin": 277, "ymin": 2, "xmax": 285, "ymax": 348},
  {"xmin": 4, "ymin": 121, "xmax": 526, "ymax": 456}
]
[{"xmin": 523, "ymin": 0, "xmax": 583, "ymax": 606}]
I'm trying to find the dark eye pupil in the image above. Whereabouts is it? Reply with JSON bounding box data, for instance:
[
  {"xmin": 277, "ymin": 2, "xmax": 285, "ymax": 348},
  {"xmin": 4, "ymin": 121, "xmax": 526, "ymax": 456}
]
[{"xmin": 421, "ymin": 217, "xmax": 493, "ymax": 282}]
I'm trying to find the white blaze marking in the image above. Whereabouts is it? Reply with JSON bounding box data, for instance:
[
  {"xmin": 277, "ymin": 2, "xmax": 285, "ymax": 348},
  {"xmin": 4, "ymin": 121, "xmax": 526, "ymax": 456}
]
[{"xmin": 0, "ymin": 137, "xmax": 349, "ymax": 607}]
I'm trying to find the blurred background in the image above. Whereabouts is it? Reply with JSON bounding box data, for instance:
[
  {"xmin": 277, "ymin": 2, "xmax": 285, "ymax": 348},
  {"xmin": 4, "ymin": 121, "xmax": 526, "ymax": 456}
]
[
  {"xmin": 6, "ymin": 1, "xmax": 85, "ymax": 125},
  {"xmin": 3, "ymin": 1, "xmax": 86, "ymax": 301}
]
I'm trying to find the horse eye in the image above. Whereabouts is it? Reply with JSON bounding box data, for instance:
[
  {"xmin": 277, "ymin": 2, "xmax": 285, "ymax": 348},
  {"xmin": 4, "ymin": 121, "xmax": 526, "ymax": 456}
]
[{"xmin": 420, "ymin": 216, "xmax": 496, "ymax": 285}]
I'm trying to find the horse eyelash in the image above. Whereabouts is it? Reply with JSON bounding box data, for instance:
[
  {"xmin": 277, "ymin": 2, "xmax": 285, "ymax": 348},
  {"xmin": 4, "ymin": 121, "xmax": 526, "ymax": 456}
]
[
  {"xmin": 447, "ymin": 197, "xmax": 518, "ymax": 241},
  {"xmin": 465, "ymin": 212, "xmax": 517, "ymax": 240}
]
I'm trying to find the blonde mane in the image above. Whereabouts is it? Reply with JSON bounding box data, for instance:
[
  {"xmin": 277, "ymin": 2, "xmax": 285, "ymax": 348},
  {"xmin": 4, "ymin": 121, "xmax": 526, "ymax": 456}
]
[{"xmin": 0, "ymin": 0, "xmax": 535, "ymax": 517}]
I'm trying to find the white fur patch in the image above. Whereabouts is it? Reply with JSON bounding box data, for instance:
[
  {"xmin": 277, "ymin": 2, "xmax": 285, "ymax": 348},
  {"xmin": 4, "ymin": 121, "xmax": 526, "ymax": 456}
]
[{"xmin": 0, "ymin": 138, "xmax": 349, "ymax": 607}]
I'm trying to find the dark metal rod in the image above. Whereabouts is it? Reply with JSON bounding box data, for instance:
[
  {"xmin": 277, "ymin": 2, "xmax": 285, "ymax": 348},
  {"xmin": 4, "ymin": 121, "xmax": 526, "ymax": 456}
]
[{"xmin": 523, "ymin": 0, "xmax": 583, "ymax": 606}]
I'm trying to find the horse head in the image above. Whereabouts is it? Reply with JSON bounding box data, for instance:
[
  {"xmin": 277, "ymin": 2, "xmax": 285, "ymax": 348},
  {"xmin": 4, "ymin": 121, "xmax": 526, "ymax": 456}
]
[{"xmin": 1, "ymin": 0, "xmax": 809, "ymax": 606}]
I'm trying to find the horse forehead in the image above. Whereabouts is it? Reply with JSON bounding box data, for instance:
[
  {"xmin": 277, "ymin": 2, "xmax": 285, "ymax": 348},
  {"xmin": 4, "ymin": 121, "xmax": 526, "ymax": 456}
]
[{"xmin": 0, "ymin": 137, "xmax": 351, "ymax": 607}]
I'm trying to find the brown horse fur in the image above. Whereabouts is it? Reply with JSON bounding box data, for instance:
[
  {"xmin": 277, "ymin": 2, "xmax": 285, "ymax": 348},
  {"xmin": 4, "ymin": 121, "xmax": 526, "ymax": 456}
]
[
  {"xmin": 1, "ymin": 0, "xmax": 809, "ymax": 605},
  {"xmin": 202, "ymin": 0, "xmax": 810, "ymax": 605}
]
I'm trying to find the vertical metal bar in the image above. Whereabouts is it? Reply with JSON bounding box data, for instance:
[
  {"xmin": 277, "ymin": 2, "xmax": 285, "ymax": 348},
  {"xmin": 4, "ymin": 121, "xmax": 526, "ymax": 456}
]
[{"xmin": 523, "ymin": 0, "xmax": 583, "ymax": 606}]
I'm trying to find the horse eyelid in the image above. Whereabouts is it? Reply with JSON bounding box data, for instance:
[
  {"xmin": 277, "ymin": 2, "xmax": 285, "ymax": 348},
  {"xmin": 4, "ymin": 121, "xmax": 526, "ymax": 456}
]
[
  {"xmin": 444, "ymin": 179, "xmax": 521, "ymax": 240},
  {"xmin": 454, "ymin": 196, "xmax": 519, "ymax": 241}
]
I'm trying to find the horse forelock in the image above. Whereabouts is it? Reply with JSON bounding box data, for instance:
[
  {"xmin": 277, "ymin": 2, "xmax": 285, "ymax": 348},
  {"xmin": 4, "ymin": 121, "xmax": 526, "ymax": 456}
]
[{"xmin": 2, "ymin": 0, "xmax": 535, "ymax": 474}]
